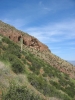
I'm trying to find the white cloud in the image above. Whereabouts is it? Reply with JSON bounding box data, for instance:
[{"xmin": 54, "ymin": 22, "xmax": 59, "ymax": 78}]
[{"xmin": 23, "ymin": 19, "xmax": 75, "ymax": 44}]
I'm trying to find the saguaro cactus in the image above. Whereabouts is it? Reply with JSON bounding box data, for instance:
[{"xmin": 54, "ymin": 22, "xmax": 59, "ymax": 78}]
[{"xmin": 20, "ymin": 35, "xmax": 23, "ymax": 52}]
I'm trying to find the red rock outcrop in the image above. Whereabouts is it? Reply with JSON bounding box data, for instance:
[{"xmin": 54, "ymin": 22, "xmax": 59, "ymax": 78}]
[{"xmin": 0, "ymin": 20, "xmax": 50, "ymax": 52}]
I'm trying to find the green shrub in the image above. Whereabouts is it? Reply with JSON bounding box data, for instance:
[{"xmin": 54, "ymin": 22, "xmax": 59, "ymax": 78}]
[
  {"xmin": 0, "ymin": 53, "xmax": 25, "ymax": 74},
  {"xmin": 2, "ymin": 36, "xmax": 21, "ymax": 58},
  {"xmin": 7, "ymin": 54, "xmax": 25, "ymax": 74},
  {"xmin": 12, "ymin": 61, "xmax": 25, "ymax": 74},
  {"xmin": 2, "ymin": 84, "xmax": 43, "ymax": 100},
  {"xmin": 50, "ymin": 80, "xmax": 61, "ymax": 90},
  {"xmin": 28, "ymin": 73, "xmax": 71, "ymax": 100},
  {"xmin": 2, "ymin": 36, "xmax": 11, "ymax": 44}
]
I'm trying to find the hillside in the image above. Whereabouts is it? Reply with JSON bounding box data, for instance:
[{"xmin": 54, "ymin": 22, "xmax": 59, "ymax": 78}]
[
  {"xmin": 0, "ymin": 21, "xmax": 75, "ymax": 100},
  {"xmin": 68, "ymin": 61, "xmax": 75, "ymax": 66}
]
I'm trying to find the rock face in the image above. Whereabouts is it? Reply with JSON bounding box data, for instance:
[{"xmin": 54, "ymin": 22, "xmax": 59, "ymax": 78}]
[{"xmin": 0, "ymin": 20, "xmax": 50, "ymax": 52}]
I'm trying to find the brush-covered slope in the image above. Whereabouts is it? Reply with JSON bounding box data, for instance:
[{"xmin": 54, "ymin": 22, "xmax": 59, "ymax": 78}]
[
  {"xmin": 0, "ymin": 21, "xmax": 75, "ymax": 100},
  {"xmin": 0, "ymin": 20, "xmax": 75, "ymax": 79}
]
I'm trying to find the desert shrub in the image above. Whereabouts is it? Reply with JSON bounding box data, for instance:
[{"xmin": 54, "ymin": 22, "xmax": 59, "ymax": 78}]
[
  {"xmin": 0, "ymin": 53, "xmax": 25, "ymax": 74},
  {"xmin": 2, "ymin": 36, "xmax": 21, "ymax": 58},
  {"xmin": 7, "ymin": 54, "xmax": 25, "ymax": 74},
  {"xmin": 0, "ymin": 41, "xmax": 7, "ymax": 51},
  {"xmin": 25, "ymin": 55, "xmax": 33, "ymax": 62},
  {"xmin": 28, "ymin": 73, "xmax": 71, "ymax": 100},
  {"xmin": 0, "ymin": 36, "xmax": 25, "ymax": 74},
  {"xmin": 25, "ymin": 53, "xmax": 43, "ymax": 75},
  {"xmin": 50, "ymin": 80, "xmax": 61, "ymax": 90},
  {"xmin": 11, "ymin": 60, "xmax": 25, "ymax": 74},
  {"xmin": 42, "ymin": 73, "xmax": 47, "ymax": 77},
  {"xmin": 2, "ymin": 36, "xmax": 11, "ymax": 44},
  {"xmin": 22, "ymin": 58, "xmax": 26, "ymax": 64},
  {"xmin": 2, "ymin": 84, "xmax": 43, "ymax": 100},
  {"xmin": 8, "ymin": 44, "xmax": 21, "ymax": 58}
]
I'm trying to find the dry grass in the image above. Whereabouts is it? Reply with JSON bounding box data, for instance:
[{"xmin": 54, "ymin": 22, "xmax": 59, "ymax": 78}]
[{"xmin": 0, "ymin": 62, "xmax": 47, "ymax": 100}]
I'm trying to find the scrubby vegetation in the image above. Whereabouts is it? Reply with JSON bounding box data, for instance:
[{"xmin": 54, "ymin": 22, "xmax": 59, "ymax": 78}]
[
  {"xmin": 2, "ymin": 84, "xmax": 43, "ymax": 100},
  {"xmin": 0, "ymin": 36, "xmax": 25, "ymax": 74},
  {"xmin": 28, "ymin": 73, "xmax": 72, "ymax": 100},
  {"xmin": 0, "ymin": 35, "xmax": 75, "ymax": 100}
]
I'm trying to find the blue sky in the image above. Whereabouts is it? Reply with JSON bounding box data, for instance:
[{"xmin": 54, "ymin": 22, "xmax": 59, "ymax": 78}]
[{"xmin": 0, "ymin": 0, "xmax": 75, "ymax": 60}]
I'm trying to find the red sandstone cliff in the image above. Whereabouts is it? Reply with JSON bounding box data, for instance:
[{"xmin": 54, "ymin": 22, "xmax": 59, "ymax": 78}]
[{"xmin": 0, "ymin": 20, "xmax": 50, "ymax": 52}]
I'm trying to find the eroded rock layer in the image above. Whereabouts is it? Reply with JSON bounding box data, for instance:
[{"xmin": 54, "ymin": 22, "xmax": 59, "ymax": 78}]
[{"xmin": 0, "ymin": 20, "xmax": 50, "ymax": 52}]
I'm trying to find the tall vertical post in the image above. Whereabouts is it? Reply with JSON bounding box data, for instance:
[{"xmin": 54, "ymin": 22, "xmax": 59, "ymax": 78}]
[{"xmin": 20, "ymin": 35, "xmax": 23, "ymax": 52}]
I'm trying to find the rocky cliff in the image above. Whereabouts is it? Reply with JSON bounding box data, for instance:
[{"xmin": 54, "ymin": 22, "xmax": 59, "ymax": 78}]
[{"xmin": 0, "ymin": 20, "xmax": 50, "ymax": 52}]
